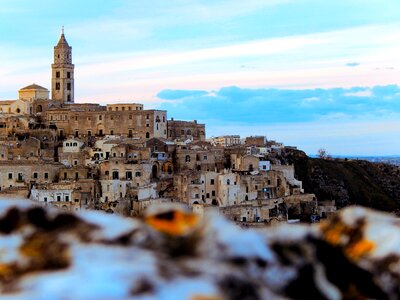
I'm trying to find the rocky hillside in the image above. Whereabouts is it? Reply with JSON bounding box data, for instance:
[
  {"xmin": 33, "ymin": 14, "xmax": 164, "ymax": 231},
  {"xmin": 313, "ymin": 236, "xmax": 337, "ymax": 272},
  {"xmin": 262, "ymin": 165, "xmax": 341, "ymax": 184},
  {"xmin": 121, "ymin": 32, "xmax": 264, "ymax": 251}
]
[{"xmin": 281, "ymin": 149, "xmax": 400, "ymax": 211}]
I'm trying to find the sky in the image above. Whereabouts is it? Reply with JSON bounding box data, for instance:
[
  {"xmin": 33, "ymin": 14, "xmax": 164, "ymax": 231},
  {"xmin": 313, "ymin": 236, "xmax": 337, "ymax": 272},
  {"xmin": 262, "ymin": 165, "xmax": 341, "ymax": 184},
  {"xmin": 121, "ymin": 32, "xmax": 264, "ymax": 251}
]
[{"xmin": 0, "ymin": 0, "xmax": 399, "ymax": 156}]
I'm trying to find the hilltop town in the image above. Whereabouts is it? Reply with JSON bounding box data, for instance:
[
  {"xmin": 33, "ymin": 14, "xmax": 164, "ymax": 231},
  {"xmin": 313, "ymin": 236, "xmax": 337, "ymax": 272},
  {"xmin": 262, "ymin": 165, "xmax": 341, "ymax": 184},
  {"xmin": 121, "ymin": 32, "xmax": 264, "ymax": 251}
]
[{"xmin": 0, "ymin": 32, "xmax": 335, "ymax": 225}]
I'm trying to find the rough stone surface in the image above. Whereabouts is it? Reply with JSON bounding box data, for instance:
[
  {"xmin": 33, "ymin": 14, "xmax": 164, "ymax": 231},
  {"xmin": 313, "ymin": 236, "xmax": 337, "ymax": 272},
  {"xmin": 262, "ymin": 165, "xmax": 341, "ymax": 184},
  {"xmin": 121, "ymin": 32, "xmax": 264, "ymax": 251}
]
[{"xmin": 0, "ymin": 200, "xmax": 399, "ymax": 299}]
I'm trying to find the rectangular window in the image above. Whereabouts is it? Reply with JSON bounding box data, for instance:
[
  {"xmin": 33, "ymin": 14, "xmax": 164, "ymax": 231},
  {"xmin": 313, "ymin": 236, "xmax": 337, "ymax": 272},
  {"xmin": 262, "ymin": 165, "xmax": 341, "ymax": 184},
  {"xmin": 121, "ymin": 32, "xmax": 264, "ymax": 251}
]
[
  {"xmin": 17, "ymin": 173, "xmax": 23, "ymax": 181},
  {"xmin": 67, "ymin": 83, "xmax": 71, "ymax": 91},
  {"xmin": 67, "ymin": 72, "xmax": 71, "ymax": 79},
  {"xmin": 33, "ymin": 172, "xmax": 38, "ymax": 179},
  {"xmin": 56, "ymin": 71, "xmax": 60, "ymax": 78},
  {"xmin": 206, "ymin": 193, "xmax": 210, "ymax": 198},
  {"xmin": 57, "ymin": 195, "xmax": 61, "ymax": 202},
  {"xmin": 44, "ymin": 172, "xmax": 49, "ymax": 179},
  {"xmin": 8, "ymin": 173, "xmax": 12, "ymax": 180},
  {"xmin": 44, "ymin": 197, "xmax": 47, "ymax": 202},
  {"xmin": 210, "ymin": 179, "xmax": 214, "ymax": 185},
  {"xmin": 212, "ymin": 191, "xmax": 215, "ymax": 196},
  {"xmin": 65, "ymin": 195, "xmax": 69, "ymax": 202},
  {"xmin": 135, "ymin": 172, "xmax": 141, "ymax": 177},
  {"xmin": 56, "ymin": 82, "xmax": 60, "ymax": 90},
  {"xmin": 126, "ymin": 171, "xmax": 132, "ymax": 180}
]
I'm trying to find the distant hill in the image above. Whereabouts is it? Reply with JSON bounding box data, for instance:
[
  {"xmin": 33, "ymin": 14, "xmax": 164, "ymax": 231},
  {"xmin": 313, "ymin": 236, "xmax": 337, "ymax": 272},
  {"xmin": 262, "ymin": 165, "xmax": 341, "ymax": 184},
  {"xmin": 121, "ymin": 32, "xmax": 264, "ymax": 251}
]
[{"xmin": 282, "ymin": 149, "xmax": 400, "ymax": 211}]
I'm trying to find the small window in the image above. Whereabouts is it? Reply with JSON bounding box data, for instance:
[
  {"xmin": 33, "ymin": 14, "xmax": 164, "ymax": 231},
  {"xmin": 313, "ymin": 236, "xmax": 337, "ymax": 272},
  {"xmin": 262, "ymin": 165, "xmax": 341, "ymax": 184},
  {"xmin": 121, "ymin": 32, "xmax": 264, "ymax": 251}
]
[
  {"xmin": 212, "ymin": 191, "xmax": 215, "ymax": 196},
  {"xmin": 135, "ymin": 172, "xmax": 141, "ymax": 177},
  {"xmin": 56, "ymin": 71, "xmax": 60, "ymax": 78},
  {"xmin": 67, "ymin": 72, "xmax": 71, "ymax": 79},
  {"xmin": 129, "ymin": 115, "xmax": 132, "ymax": 119},
  {"xmin": 99, "ymin": 115, "xmax": 102, "ymax": 120},
  {"xmin": 44, "ymin": 172, "xmax": 49, "ymax": 179},
  {"xmin": 110, "ymin": 130, "xmax": 114, "ymax": 135},
  {"xmin": 56, "ymin": 82, "xmax": 60, "ymax": 90},
  {"xmin": 67, "ymin": 83, "xmax": 71, "ymax": 91},
  {"xmin": 185, "ymin": 155, "xmax": 191, "ymax": 162},
  {"xmin": 8, "ymin": 173, "xmax": 12, "ymax": 180},
  {"xmin": 146, "ymin": 114, "xmax": 149, "ymax": 119},
  {"xmin": 44, "ymin": 197, "xmax": 47, "ymax": 202},
  {"xmin": 146, "ymin": 132, "xmax": 150, "ymax": 138},
  {"xmin": 57, "ymin": 195, "xmax": 61, "ymax": 202},
  {"xmin": 210, "ymin": 179, "xmax": 214, "ymax": 185},
  {"xmin": 65, "ymin": 195, "xmax": 69, "ymax": 202},
  {"xmin": 33, "ymin": 172, "xmax": 38, "ymax": 179},
  {"xmin": 67, "ymin": 95, "xmax": 71, "ymax": 102}
]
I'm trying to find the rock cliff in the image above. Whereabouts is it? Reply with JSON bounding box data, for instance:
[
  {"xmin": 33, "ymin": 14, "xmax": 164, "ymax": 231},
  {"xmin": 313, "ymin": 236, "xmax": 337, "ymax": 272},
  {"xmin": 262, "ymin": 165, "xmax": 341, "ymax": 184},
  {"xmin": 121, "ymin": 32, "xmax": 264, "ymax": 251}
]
[{"xmin": 282, "ymin": 149, "xmax": 400, "ymax": 211}]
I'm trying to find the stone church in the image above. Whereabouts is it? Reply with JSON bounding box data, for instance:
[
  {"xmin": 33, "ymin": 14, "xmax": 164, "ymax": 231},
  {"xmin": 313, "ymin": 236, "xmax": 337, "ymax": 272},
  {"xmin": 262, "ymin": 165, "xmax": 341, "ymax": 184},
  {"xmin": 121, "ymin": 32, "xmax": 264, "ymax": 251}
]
[{"xmin": 0, "ymin": 31, "xmax": 205, "ymax": 142}]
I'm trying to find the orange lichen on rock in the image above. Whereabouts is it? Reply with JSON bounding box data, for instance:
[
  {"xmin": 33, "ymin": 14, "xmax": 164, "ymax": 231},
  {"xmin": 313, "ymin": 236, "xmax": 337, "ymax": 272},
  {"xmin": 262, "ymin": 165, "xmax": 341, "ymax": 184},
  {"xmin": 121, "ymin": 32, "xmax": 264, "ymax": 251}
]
[
  {"xmin": 345, "ymin": 239, "xmax": 375, "ymax": 260},
  {"xmin": 145, "ymin": 210, "xmax": 199, "ymax": 236},
  {"xmin": 320, "ymin": 221, "xmax": 349, "ymax": 246}
]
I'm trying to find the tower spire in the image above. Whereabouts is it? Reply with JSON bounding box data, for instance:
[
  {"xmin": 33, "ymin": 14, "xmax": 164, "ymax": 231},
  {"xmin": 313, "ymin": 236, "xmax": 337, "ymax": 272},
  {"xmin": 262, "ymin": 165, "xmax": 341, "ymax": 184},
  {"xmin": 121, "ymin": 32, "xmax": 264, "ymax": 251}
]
[{"xmin": 52, "ymin": 30, "xmax": 74, "ymax": 103}]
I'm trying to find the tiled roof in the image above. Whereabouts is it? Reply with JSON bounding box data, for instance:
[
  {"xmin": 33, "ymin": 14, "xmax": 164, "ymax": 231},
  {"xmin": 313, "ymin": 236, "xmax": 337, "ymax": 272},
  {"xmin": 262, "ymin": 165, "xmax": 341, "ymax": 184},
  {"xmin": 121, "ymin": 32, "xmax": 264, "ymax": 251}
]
[{"xmin": 19, "ymin": 84, "xmax": 48, "ymax": 91}]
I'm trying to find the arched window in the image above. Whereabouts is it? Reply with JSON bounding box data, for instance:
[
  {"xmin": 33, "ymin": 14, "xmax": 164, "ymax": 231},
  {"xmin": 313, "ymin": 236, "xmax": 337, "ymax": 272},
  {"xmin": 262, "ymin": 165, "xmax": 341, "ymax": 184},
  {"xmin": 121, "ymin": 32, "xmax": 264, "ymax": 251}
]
[
  {"xmin": 187, "ymin": 129, "xmax": 192, "ymax": 135},
  {"xmin": 185, "ymin": 155, "xmax": 191, "ymax": 162},
  {"xmin": 167, "ymin": 165, "xmax": 173, "ymax": 174},
  {"xmin": 37, "ymin": 105, "xmax": 42, "ymax": 113},
  {"xmin": 146, "ymin": 132, "xmax": 150, "ymax": 138},
  {"xmin": 16, "ymin": 108, "xmax": 20, "ymax": 113}
]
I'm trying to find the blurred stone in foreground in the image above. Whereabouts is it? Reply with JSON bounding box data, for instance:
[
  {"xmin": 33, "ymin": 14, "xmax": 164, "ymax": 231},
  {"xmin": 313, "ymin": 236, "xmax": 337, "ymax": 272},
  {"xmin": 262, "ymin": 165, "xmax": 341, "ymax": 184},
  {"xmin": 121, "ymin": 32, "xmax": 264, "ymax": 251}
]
[{"xmin": 0, "ymin": 200, "xmax": 398, "ymax": 299}]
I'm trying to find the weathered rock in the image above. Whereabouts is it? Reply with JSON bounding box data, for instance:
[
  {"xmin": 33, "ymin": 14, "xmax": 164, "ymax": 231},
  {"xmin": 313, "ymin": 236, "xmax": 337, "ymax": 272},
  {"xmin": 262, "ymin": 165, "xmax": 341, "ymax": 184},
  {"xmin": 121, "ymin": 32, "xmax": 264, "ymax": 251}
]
[{"xmin": 0, "ymin": 200, "xmax": 399, "ymax": 299}]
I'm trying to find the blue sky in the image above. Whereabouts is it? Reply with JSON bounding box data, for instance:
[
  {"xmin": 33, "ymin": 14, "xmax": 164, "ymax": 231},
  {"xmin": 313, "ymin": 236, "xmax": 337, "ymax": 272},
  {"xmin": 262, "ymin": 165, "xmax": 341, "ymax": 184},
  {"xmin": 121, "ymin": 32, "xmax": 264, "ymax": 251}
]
[{"xmin": 0, "ymin": 0, "xmax": 399, "ymax": 155}]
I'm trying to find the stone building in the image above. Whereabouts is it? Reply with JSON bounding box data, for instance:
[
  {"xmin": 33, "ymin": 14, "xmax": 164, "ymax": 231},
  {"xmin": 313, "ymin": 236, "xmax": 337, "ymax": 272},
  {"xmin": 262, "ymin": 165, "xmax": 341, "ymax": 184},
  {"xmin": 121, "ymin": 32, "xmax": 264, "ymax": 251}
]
[{"xmin": 167, "ymin": 119, "xmax": 205, "ymax": 142}]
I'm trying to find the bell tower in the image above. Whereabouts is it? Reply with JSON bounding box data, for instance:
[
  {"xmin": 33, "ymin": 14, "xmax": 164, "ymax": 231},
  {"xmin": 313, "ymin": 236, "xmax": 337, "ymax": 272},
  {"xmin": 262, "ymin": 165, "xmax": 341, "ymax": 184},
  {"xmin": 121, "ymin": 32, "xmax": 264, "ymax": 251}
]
[{"xmin": 51, "ymin": 27, "xmax": 74, "ymax": 103}]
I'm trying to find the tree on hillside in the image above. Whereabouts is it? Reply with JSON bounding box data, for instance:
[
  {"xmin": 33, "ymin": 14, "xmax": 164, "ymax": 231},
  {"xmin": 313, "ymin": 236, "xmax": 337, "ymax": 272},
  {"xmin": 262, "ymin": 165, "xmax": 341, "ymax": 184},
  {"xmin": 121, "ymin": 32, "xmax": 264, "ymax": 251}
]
[{"xmin": 317, "ymin": 148, "xmax": 329, "ymax": 159}]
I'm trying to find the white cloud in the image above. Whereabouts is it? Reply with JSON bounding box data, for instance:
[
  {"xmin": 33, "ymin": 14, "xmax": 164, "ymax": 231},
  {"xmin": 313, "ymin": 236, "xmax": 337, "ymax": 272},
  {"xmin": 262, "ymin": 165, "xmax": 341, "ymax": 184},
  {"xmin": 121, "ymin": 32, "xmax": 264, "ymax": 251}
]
[{"xmin": 344, "ymin": 89, "xmax": 373, "ymax": 97}]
